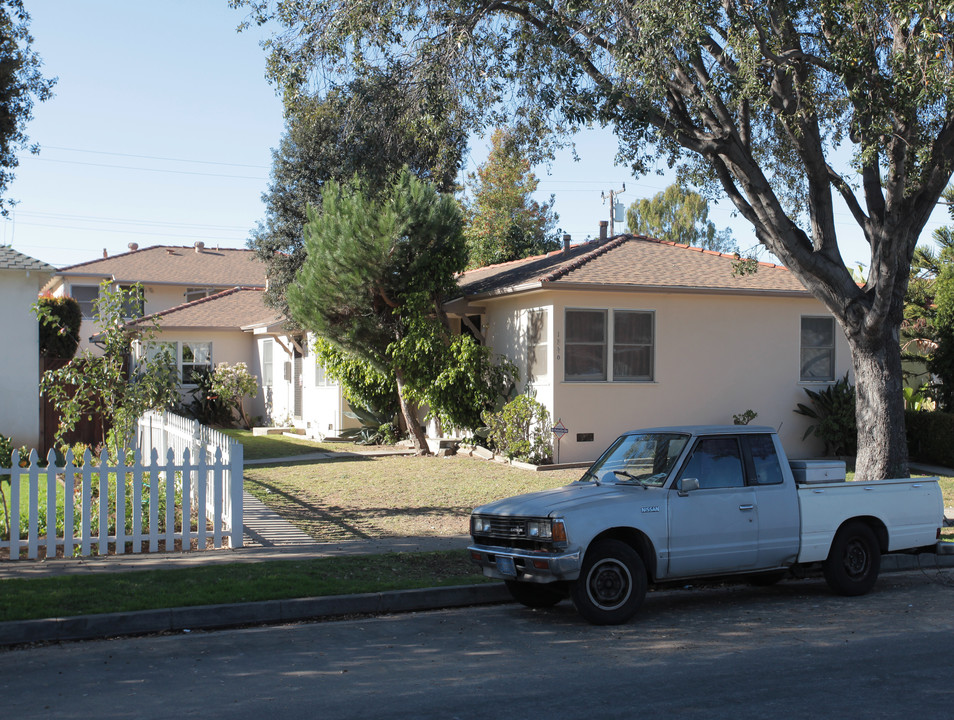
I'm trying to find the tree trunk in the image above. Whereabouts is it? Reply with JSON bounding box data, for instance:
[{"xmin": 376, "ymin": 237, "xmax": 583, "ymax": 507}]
[
  {"xmin": 845, "ymin": 322, "xmax": 909, "ymax": 482},
  {"xmin": 394, "ymin": 367, "xmax": 430, "ymax": 455}
]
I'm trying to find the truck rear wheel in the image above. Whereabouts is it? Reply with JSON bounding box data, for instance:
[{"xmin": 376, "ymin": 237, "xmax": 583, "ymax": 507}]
[
  {"xmin": 505, "ymin": 580, "xmax": 566, "ymax": 608},
  {"xmin": 823, "ymin": 521, "xmax": 881, "ymax": 596},
  {"xmin": 571, "ymin": 539, "xmax": 647, "ymax": 625}
]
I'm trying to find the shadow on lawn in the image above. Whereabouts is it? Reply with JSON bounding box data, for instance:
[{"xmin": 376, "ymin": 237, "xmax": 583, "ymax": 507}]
[{"xmin": 245, "ymin": 476, "xmax": 471, "ymax": 542}]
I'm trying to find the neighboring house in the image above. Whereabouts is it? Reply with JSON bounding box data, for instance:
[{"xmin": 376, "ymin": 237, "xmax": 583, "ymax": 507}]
[
  {"xmin": 128, "ymin": 287, "xmax": 277, "ymax": 422},
  {"xmin": 43, "ymin": 243, "xmax": 267, "ymax": 354},
  {"xmin": 0, "ymin": 246, "xmax": 56, "ymax": 449},
  {"xmin": 443, "ymin": 233, "xmax": 853, "ymax": 463}
]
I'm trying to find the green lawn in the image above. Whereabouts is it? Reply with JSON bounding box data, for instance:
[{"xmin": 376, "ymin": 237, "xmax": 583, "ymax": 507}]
[
  {"xmin": 0, "ymin": 551, "xmax": 488, "ymax": 622},
  {"xmin": 219, "ymin": 429, "xmax": 356, "ymax": 461}
]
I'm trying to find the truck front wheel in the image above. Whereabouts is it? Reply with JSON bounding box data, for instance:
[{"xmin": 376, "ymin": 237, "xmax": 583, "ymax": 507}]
[
  {"xmin": 571, "ymin": 539, "xmax": 647, "ymax": 625},
  {"xmin": 823, "ymin": 521, "xmax": 881, "ymax": 596}
]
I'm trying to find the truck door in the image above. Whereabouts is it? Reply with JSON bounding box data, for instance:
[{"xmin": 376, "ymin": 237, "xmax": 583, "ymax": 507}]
[{"xmin": 667, "ymin": 436, "xmax": 759, "ymax": 577}]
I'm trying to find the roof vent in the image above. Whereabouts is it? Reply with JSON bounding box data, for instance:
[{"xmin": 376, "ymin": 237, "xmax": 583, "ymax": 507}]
[
  {"xmin": 128, "ymin": 242, "xmax": 139, "ymax": 252},
  {"xmin": 166, "ymin": 248, "xmax": 175, "ymax": 255},
  {"xmin": 102, "ymin": 248, "xmax": 108, "ymax": 258},
  {"xmin": 195, "ymin": 241, "xmax": 205, "ymax": 253}
]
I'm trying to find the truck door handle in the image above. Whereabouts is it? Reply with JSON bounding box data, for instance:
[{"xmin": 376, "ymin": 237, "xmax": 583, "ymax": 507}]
[{"xmin": 739, "ymin": 504, "xmax": 755, "ymax": 511}]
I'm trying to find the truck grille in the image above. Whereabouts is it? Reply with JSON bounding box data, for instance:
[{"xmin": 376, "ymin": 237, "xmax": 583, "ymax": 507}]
[{"xmin": 471, "ymin": 516, "xmax": 551, "ymax": 551}]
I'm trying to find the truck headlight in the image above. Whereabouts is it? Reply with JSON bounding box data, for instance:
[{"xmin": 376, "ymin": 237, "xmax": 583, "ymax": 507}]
[
  {"xmin": 527, "ymin": 520, "xmax": 552, "ymax": 539},
  {"xmin": 471, "ymin": 516, "xmax": 492, "ymax": 534}
]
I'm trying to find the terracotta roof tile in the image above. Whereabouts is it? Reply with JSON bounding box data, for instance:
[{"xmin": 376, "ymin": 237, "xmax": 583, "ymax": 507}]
[
  {"xmin": 55, "ymin": 245, "xmax": 265, "ymax": 286},
  {"xmin": 129, "ymin": 287, "xmax": 278, "ymax": 330},
  {"xmin": 456, "ymin": 235, "xmax": 808, "ymax": 298}
]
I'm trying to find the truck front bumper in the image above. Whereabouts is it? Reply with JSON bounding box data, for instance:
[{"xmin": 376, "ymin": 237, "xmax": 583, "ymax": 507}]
[{"xmin": 468, "ymin": 543, "xmax": 582, "ymax": 583}]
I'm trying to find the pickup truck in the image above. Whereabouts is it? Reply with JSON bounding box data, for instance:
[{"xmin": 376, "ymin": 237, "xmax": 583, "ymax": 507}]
[{"xmin": 469, "ymin": 425, "xmax": 944, "ymax": 625}]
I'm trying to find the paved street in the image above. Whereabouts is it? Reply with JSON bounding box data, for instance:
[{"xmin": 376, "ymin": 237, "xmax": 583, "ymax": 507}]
[{"xmin": 3, "ymin": 569, "xmax": 953, "ymax": 719}]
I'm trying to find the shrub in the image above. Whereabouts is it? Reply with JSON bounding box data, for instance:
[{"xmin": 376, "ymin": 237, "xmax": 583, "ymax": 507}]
[
  {"xmin": 906, "ymin": 410, "xmax": 954, "ymax": 467},
  {"xmin": 794, "ymin": 374, "xmax": 857, "ymax": 456},
  {"xmin": 36, "ymin": 294, "xmax": 81, "ymax": 359},
  {"xmin": 483, "ymin": 394, "xmax": 553, "ymax": 465}
]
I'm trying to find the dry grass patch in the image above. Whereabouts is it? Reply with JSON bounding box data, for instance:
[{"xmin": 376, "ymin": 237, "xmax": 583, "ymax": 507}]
[{"xmin": 244, "ymin": 455, "xmax": 582, "ymax": 542}]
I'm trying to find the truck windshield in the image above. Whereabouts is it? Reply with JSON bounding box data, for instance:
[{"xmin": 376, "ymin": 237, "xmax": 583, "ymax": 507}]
[{"xmin": 581, "ymin": 433, "xmax": 690, "ymax": 487}]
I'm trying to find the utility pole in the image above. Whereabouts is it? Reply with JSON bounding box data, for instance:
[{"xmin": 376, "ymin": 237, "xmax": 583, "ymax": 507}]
[{"xmin": 601, "ymin": 183, "xmax": 626, "ymax": 236}]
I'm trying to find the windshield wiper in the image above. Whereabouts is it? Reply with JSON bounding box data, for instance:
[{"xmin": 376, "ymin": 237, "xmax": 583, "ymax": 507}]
[
  {"xmin": 580, "ymin": 469, "xmax": 601, "ymax": 486},
  {"xmin": 613, "ymin": 470, "xmax": 649, "ymax": 489}
]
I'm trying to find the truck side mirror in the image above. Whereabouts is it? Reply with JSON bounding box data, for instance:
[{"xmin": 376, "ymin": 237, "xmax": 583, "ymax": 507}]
[{"xmin": 677, "ymin": 477, "xmax": 700, "ymax": 495}]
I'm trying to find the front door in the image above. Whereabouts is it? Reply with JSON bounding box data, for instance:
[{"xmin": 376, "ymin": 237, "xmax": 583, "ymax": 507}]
[{"xmin": 666, "ymin": 436, "xmax": 759, "ymax": 577}]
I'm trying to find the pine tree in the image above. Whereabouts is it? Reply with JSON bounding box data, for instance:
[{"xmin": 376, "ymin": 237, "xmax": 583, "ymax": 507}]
[{"xmin": 463, "ymin": 128, "xmax": 559, "ymax": 269}]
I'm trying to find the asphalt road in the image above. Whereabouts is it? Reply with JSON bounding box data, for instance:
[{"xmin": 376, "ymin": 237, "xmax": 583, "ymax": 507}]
[{"xmin": 3, "ymin": 570, "xmax": 954, "ymax": 720}]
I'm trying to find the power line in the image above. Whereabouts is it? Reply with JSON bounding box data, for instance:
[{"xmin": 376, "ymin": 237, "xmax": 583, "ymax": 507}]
[
  {"xmin": 44, "ymin": 145, "xmax": 270, "ymax": 170},
  {"xmin": 28, "ymin": 157, "xmax": 268, "ymax": 181}
]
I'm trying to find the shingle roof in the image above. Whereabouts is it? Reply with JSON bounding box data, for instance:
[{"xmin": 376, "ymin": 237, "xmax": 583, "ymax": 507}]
[
  {"xmin": 0, "ymin": 245, "xmax": 55, "ymax": 273},
  {"xmin": 128, "ymin": 287, "xmax": 279, "ymax": 331},
  {"xmin": 53, "ymin": 245, "xmax": 266, "ymax": 287},
  {"xmin": 455, "ymin": 234, "xmax": 809, "ymax": 299}
]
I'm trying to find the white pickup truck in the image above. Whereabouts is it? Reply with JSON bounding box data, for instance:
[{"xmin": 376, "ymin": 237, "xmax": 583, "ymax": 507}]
[{"xmin": 469, "ymin": 425, "xmax": 945, "ymax": 625}]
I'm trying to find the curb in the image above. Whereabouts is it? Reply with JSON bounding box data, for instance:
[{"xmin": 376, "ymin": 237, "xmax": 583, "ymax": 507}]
[
  {"xmin": 0, "ymin": 583, "xmax": 512, "ymax": 647},
  {"xmin": 2, "ymin": 552, "xmax": 952, "ymax": 647}
]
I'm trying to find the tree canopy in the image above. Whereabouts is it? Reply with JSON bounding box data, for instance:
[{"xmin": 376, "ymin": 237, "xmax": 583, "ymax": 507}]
[
  {"xmin": 247, "ymin": 66, "xmax": 467, "ymax": 320},
  {"xmin": 463, "ymin": 128, "xmax": 560, "ymax": 268},
  {"xmin": 233, "ymin": 0, "xmax": 954, "ymax": 479},
  {"xmin": 626, "ymin": 183, "xmax": 736, "ymax": 252},
  {"xmin": 287, "ymin": 169, "xmax": 513, "ymax": 451},
  {"xmin": 0, "ymin": 0, "xmax": 55, "ymax": 216}
]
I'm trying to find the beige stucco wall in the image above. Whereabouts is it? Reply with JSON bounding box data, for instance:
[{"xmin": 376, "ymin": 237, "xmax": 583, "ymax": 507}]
[
  {"xmin": 0, "ymin": 269, "xmax": 49, "ymax": 448},
  {"xmin": 481, "ymin": 288, "xmax": 853, "ymax": 464}
]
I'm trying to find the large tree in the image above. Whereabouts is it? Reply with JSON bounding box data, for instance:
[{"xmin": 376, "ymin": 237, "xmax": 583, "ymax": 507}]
[
  {"xmin": 0, "ymin": 0, "xmax": 55, "ymax": 215},
  {"xmin": 248, "ymin": 66, "xmax": 467, "ymax": 319},
  {"xmin": 463, "ymin": 127, "xmax": 560, "ymax": 268},
  {"xmin": 288, "ymin": 170, "xmax": 490, "ymax": 453},
  {"xmin": 626, "ymin": 183, "xmax": 736, "ymax": 252},
  {"xmin": 233, "ymin": 0, "xmax": 954, "ymax": 480}
]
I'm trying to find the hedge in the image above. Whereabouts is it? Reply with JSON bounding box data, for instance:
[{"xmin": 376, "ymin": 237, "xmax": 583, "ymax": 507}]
[{"xmin": 906, "ymin": 410, "xmax": 954, "ymax": 468}]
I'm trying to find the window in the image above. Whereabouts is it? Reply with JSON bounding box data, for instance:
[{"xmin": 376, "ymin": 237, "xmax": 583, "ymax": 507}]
[
  {"xmin": 801, "ymin": 316, "xmax": 835, "ymax": 381},
  {"xmin": 678, "ymin": 437, "xmax": 745, "ymax": 489},
  {"xmin": 613, "ymin": 311, "xmax": 653, "ymax": 381},
  {"xmin": 745, "ymin": 434, "xmax": 784, "ymax": 485},
  {"xmin": 118, "ymin": 285, "xmax": 145, "ymax": 319},
  {"xmin": 528, "ymin": 309, "xmax": 548, "ymax": 379},
  {"xmin": 181, "ymin": 342, "xmax": 212, "ymax": 385},
  {"xmin": 185, "ymin": 287, "xmax": 213, "ymax": 303},
  {"xmin": 262, "ymin": 339, "xmax": 274, "ymax": 387},
  {"xmin": 565, "ymin": 309, "xmax": 654, "ymax": 382},
  {"xmin": 72, "ymin": 285, "xmax": 100, "ymax": 319},
  {"xmin": 565, "ymin": 309, "xmax": 607, "ymax": 380}
]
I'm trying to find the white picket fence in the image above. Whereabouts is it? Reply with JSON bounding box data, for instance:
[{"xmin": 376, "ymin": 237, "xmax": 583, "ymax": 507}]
[{"xmin": 0, "ymin": 411, "xmax": 243, "ymax": 560}]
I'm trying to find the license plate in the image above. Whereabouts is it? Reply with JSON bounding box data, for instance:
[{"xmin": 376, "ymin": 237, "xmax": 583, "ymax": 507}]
[{"xmin": 495, "ymin": 555, "xmax": 517, "ymax": 577}]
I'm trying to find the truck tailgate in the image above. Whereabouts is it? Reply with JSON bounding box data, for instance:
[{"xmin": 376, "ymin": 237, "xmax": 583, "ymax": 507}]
[{"xmin": 796, "ymin": 478, "xmax": 943, "ymax": 563}]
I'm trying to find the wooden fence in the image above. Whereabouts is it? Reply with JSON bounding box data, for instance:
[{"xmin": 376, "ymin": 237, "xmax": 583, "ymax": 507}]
[{"xmin": 0, "ymin": 412, "xmax": 243, "ymax": 560}]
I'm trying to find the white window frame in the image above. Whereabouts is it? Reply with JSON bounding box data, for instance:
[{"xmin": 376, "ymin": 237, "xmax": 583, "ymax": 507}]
[
  {"xmin": 564, "ymin": 308, "xmax": 655, "ymax": 383},
  {"xmin": 181, "ymin": 341, "xmax": 213, "ymax": 387},
  {"xmin": 528, "ymin": 309, "xmax": 549, "ymax": 379},
  {"xmin": 800, "ymin": 316, "xmax": 835, "ymax": 382},
  {"xmin": 262, "ymin": 339, "xmax": 274, "ymax": 387}
]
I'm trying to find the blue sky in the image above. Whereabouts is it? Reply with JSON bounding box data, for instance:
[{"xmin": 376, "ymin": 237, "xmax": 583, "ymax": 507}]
[{"xmin": 6, "ymin": 1, "xmax": 950, "ymax": 271}]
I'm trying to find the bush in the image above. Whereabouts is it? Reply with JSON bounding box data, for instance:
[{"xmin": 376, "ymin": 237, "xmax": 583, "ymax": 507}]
[
  {"xmin": 36, "ymin": 294, "xmax": 81, "ymax": 359},
  {"xmin": 483, "ymin": 394, "xmax": 553, "ymax": 464},
  {"xmin": 906, "ymin": 410, "xmax": 954, "ymax": 467},
  {"xmin": 794, "ymin": 374, "xmax": 857, "ymax": 456}
]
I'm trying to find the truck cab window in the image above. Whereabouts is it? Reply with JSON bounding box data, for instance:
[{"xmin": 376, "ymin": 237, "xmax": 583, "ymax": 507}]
[
  {"xmin": 746, "ymin": 434, "xmax": 785, "ymax": 485},
  {"xmin": 679, "ymin": 437, "xmax": 745, "ymax": 489}
]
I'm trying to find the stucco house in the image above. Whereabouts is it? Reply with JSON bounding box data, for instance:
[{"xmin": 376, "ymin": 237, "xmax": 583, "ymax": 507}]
[
  {"xmin": 0, "ymin": 246, "xmax": 56, "ymax": 449},
  {"xmin": 43, "ymin": 243, "xmax": 267, "ymax": 355},
  {"xmin": 443, "ymin": 233, "xmax": 852, "ymax": 463}
]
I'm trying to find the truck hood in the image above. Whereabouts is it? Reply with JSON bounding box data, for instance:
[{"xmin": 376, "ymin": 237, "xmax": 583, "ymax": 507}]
[{"xmin": 473, "ymin": 482, "xmax": 663, "ymax": 518}]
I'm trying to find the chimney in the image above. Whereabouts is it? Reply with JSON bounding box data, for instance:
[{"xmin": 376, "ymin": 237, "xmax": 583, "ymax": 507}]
[
  {"xmin": 194, "ymin": 241, "xmax": 205, "ymax": 253},
  {"xmin": 599, "ymin": 221, "xmax": 608, "ymax": 241},
  {"xmin": 128, "ymin": 242, "xmax": 139, "ymax": 252},
  {"xmin": 563, "ymin": 233, "xmax": 571, "ymax": 252},
  {"xmin": 102, "ymin": 248, "xmax": 108, "ymax": 258}
]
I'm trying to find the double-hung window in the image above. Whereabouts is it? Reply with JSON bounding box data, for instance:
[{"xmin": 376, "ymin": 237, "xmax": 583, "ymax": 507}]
[
  {"xmin": 72, "ymin": 285, "xmax": 100, "ymax": 319},
  {"xmin": 800, "ymin": 316, "xmax": 835, "ymax": 382},
  {"xmin": 181, "ymin": 342, "xmax": 213, "ymax": 386},
  {"xmin": 262, "ymin": 339, "xmax": 274, "ymax": 387},
  {"xmin": 565, "ymin": 309, "xmax": 654, "ymax": 382}
]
